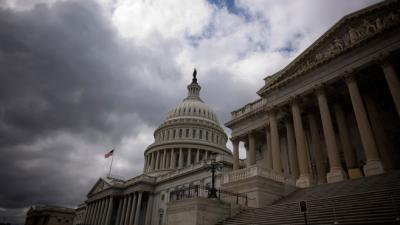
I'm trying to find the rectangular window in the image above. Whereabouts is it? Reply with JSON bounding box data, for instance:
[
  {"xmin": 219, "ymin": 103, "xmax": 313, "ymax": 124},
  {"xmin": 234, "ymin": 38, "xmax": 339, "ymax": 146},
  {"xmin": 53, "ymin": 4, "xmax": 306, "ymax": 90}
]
[
  {"xmin": 192, "ymin": 129, "xmax": 196, "ymax": 138},
  {"xmin": 179, "ymin": 129, "xmax": 182, "ymax": 138},
  {"xmin": 173, "ymin": 130, "xmax": 176, "ymax": 139},
  {"xmin": 206, "ymin": 131, "xmax": 208, "ymax": 140},
  {"xmin": 186, "ymin": 129, "xmax": 189, "ymax": 138},
  {"xmin": 199, "ymin": 130, "xmax": 203, "ymax": 139}
]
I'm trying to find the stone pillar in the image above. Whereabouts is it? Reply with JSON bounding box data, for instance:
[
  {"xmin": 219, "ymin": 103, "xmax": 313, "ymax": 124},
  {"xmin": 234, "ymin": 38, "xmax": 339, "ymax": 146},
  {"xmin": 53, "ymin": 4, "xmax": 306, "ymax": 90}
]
[
  {"xmin": 364, "ymin": 94, "xmax": 396, "ymax": 170},
  {"xmin": 187, "ymin": 148, "xmax": 192, "ymax": 166},
  {"xmin": 150, "ymin": 152, "xmax": 155, "ymax": 171},
  {"xmin": 316, "ymin": 88, "xmax": 346, "ymax": 183},
  {"xmin": 128, "ymin": 193, "xmax": 137, "ymax": 225},
  {"xmin": 105, "ymin": 197, "xmax": 113, "ymax": 225},
  {"xmin": 155, "ymin": 151, "xmax": 160, "ymax": 170},
  {"xmin": 285, "ymin": 120, "xmax": 299, "ymax": 178},
  {"xmin": 115, "ymin": 198, "xmax": 123, "ymax": 225},
  {"xmin": 232, "ymin": 139, "xmax": 240, "ymax": 170},
  {"xmin": 134, "ymin": 192, "xmax": 143, "ymax": 225},
  {"xmin": 381, "ymin": 59, "xmax": 400, "ymax": 117},
  {"xmin": 170, "ymin": 149, "xmax": 175, "ymax": 169},
  {"xmin": 269, "ymin": 112, "xmax": 282, "ymax": 172},
  {"xmin": 265, "ymin": 127, "xmax": 273, "ymax": 170},
  {"xmin": 97, "ymin": 199, "xmax": 105, "ymax": 225},
  {"xmin": 92, "ymin": 200, "xmax": 100, "ymax": 225},
  {"xmin": 84, "ymin": 203, "xmax": 92, "ymax": 224},
  {"xmin": 160, "ymin": 149, "xmax": 167, "ymax": 170},
  {"xmin": 345, "ymin": 75, "xmax": 384, "ymax": 175},
  {"xmin": 165, "ymin": 151, "xmax": 170, "ymax": 169},
  {"xmin": 248, "ymin": 132, "xmax": 256, "ymax": 165},
  {"xmin": 307, "ymin": 114, "xmax": 326, "ymax": 184},
  {"xmin": 100, "ymin": 198, "xmax": 108, "ymax": 225},
  {"xmin": 291, "ymin": 99, "xmax": 312, "ymax": 188},
  {"xmin": 334, "ymin": 104, "xmax": 356, "ymax": 169},
  {"xmin": 145, "ymin": 193, "xmax": 153, "ymax": 225},
  {"xmin": 178, "ymin": 148, "xmax": 183, "ymax": 168},
  {"xmin": 205, "ymin": 151, "xmax": 209, "ymax": 161},
  {"xmin": 196, "ymin": 149, "xmax": 200, "ymax": 163},
  {"xmin": 119, "ymin": 196, "xmax": 128, "ymax": 225},
  {"xmin": 124, "ymin": 195, "xmax": 133, "ymax": 225}
]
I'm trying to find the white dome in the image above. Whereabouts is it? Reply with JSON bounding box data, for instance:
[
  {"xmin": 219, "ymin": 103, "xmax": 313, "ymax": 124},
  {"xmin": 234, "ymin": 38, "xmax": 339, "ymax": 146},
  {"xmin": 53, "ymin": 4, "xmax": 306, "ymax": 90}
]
[{"xmin": 165, "ymin": 99, "xmax": 219, "ymax": 124}]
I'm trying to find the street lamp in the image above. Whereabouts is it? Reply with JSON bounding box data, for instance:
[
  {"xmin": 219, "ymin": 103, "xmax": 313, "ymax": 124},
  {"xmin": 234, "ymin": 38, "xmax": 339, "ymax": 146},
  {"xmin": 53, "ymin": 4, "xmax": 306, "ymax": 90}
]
[{"xmin": 206, "ymin": 154, "xmax": 223, "ymax": 199}]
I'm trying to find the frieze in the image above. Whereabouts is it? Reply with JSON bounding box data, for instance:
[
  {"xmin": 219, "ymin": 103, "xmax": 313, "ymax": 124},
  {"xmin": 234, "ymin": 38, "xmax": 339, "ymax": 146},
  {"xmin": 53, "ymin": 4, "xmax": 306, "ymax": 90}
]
[{"xmin": 259, "ymin": 0, "xmax": 400, "ymax": 96}]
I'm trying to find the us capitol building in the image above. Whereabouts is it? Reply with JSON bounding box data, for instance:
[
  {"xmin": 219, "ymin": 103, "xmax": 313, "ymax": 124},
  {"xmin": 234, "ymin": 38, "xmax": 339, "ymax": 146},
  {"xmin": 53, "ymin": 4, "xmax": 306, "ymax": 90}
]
[{"xmin": 26, "ymin": 1, "xmax": 400, "ymax": 225}]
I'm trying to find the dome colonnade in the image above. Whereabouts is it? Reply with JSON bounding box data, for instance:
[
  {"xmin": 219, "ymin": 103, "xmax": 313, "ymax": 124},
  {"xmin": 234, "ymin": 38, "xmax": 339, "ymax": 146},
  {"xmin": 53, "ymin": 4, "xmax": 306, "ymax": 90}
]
[{"xmin": 143, "ymin": 70, "xmax": 230, "ymax": 174}]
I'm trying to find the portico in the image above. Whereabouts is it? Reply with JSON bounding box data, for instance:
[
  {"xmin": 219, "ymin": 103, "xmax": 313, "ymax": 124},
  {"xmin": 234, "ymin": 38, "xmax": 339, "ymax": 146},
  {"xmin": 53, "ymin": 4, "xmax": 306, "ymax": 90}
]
[{"xmin": 226, "ymin": 4, "xmax": 400, "ymax": 188}]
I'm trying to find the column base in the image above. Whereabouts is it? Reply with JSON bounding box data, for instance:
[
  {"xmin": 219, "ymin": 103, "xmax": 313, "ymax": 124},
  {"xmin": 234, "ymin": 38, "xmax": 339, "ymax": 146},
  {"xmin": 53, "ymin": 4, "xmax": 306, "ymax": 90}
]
[
  {"xmin": 364, "ymin": 160, "xmax": 385, "ymax": 176},
  {"xmin": 327, "ymin": 168, "xmax": 347, "ymax": 183},
  {"xmin": 296, "ymin": 174, "xmax": 312, "ymax": 188}
]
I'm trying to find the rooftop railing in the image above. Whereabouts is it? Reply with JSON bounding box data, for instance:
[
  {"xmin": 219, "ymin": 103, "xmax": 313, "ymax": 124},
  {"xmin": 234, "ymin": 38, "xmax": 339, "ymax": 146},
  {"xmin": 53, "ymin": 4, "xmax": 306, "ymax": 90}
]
[{"xmin": 230, "ymin": 98, "xmax": 267, "ymax": 120}]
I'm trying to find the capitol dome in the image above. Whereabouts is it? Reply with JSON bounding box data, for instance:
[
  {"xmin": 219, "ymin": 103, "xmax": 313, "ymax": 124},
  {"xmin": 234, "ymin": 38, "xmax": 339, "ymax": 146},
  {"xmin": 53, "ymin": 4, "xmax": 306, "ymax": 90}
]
[{"xmin": 143, "ymin": 69, "xmax": 230, "ymax": 176}]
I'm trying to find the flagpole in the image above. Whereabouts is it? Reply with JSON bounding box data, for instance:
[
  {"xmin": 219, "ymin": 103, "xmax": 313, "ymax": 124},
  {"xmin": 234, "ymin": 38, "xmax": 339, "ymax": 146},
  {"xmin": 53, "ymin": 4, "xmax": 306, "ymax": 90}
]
[{"xmin": 108, "ymin": 153, "xmax": 114, "ymax": 177}]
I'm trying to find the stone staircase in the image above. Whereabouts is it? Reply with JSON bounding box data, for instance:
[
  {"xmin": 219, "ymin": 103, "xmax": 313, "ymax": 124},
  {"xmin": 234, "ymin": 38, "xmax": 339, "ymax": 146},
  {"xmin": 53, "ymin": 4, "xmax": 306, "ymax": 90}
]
[{"xmin": 216, "ymin": 171, "xmax": 400, "ymax": 225}]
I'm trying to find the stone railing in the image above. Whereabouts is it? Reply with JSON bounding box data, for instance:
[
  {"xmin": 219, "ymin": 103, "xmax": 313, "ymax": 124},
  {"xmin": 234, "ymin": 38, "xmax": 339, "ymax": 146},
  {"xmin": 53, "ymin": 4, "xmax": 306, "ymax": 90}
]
[
  {"xmin": 230, "ymin": 98, "xmax": 267, "ymax": 120},
  {"xmin": 156, "ymin": 154, "xmax": 232, "ymax": 182},
  {"xmin": 222, "ymin": 165, "xmax": 296, "ymax": 186}
]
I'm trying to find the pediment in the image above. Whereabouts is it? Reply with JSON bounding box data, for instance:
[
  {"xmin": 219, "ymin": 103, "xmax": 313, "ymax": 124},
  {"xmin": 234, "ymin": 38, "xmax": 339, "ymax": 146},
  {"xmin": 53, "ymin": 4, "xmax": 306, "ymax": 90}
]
[
  {"xmin": 258, "ymin": 0, "xmax": 400, "ymax": 96},
  {"xmin": 87, "ymin": 178, "xmax": 111, "ymax": 197}
]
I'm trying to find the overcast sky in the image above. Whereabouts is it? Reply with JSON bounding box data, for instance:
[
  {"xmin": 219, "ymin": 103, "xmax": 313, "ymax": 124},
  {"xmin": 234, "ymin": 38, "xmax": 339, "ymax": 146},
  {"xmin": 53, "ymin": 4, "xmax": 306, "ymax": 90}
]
[{"xmin": 0, "ymin": 0, "xmax": 381, "ymax": 223}]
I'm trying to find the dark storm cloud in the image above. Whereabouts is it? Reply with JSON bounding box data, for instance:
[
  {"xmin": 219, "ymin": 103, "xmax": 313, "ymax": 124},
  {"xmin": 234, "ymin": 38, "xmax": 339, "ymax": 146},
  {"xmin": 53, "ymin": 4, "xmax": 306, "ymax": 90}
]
[{"xmin": 0, "ymin": 0, "xmax": 181, "ymax": 214}]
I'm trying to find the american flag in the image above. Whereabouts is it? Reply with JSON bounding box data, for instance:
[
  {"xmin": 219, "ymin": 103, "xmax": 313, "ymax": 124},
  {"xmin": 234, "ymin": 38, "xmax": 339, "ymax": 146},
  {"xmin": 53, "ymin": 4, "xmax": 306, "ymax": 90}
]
[{"xmin": 104, "ymin": 149, "xmax": 114, "ymax": 158}]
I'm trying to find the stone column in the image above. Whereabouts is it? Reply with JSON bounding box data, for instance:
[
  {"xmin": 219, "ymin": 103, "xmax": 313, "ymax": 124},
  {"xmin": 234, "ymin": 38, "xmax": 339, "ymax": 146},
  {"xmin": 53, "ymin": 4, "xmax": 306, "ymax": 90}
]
[
  {"xmin": 145, "ymin": 193, "xmax": 153, "ymax": 225},
  {"xmin": 269, "ymin": 112, "xmax": 282, "ymax": 172},
  {"xmin": 155, "ymin": 151, "xmax": 160, "ymax": 170},
  {"xmin": 150, "ymin": 152, "xmax": 155, "ymax": 171},
  {"xmin": 97, "ymin": 199, "xmax": 105, "ymax": 225},
  {"xmin": 265, "ymin": 126, "xmax": 273, "ymax": 170},
  {"xmin": 160, "ymin": 149, "xmax": 167, "ymax": 169},
  {"xmin": 196, "ymin": 149, "xmax": 200, "ymax": 163},
  {"xmin": 334, "ymin": 104, "xmax": 356, "ymax": 169},
  {"xmin": 128, "ymin": 193, "xmax": 137, "ymax": 225},
  {"xmin": 187, "ymin": 148, "xmax": 192, "ymax": 166},
  {"xmin": 85, "ymin": 203, "xmax": 93, "ymax": 224},
  {"xmin": 124, "ymin": 195, "xmax": 133, "ymax": 225},
  {"xmin": 163, "ymin": 149, "xmax": 167, "ymax": 169},
  {"xmin": 92, "ymin": 200, "xmax": 100, "ymax": 225},
  {"xmin": 205, "ymin": 151, "xmax": 209, "ymax": 161},
  {"xmin": 316, "ymin": 88, "xmax": 346, "ymax": 183},
  {"xmin": 307, "ymin": 114, "xmax": 326, "ymax": 184},
  {"xmin": 84, "ymin": 203, "xmax": 92, "ymax": 224},
  {"xmin": 248, "ymin": 132, "xmax": 256, "ymax": 165},
  {"xmin": 119, "ymin": 196, "xmax": 128, "ymax": 225},
  {"xmin": 381, "ymin": 59, "xmax": 400, "ymax": 117},
  {"xmin": 345, "ymin": 75, "xmax": 384, "ymax": 175},
  {"xmin": 291, "ymin": 99, "xmax": 312, "ymax": 188},
  {"xmin": 100, "ymin": 198, "xmax": 108, "ymax": 225},
  {"xmin": 134, "ymin": 192, "xmax": 143, "ymax": 225},
  {"xmin": 170, "ymin": 149, "xmax": 175, "ymax": 169},
  {"xmin": 232, "ymin": 139, "xmax": 240, "ymax": 170},
  {"xmin": 105, "ymin": 197, "xmax": 113, "ymax": 225},
  {"xmin": 364, "ymin": 94, "xmax": 396, "ymax": 170},
  {"xmin": 178, "ymin": 148, "xmax": 183, "ymax": 168},
  {"xmin": 285, "ymin": 120, "xmax": 299, "ymax": 178},
  {"xmin": 115, "ymin": 198, "xmax": 123, "ymax": 225}
]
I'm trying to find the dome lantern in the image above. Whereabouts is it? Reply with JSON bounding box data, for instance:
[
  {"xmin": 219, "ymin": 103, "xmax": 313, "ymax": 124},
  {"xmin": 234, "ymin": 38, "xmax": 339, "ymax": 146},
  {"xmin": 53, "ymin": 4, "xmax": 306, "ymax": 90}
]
[{"xmin": 185, "ymin": 68, "xmax": 202, "ymax": 102}]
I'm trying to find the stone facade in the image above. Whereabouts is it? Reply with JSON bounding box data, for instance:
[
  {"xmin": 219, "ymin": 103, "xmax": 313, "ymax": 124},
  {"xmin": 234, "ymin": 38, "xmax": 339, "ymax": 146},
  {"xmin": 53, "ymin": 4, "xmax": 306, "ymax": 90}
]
[
  {"xmin": 225, "ymin": 0, "xmax": 400, "ymax": 192},
  {"xmin": 25, "ymin": 206, "xmax": 75, "ymax": 225}
]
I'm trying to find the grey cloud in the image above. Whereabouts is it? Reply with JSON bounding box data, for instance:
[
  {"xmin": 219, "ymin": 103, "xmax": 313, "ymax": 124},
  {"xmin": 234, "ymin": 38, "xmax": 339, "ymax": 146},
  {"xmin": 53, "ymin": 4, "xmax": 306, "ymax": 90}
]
[{"xmin": 0, "ymin": 0, "xmax": 181, "ymax": 212}]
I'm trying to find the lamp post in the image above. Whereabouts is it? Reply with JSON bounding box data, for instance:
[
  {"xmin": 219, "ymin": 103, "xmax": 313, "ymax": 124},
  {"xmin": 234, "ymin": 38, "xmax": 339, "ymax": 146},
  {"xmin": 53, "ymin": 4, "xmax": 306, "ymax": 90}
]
[{"xmin": 207, "ymin": 154, "xmax": 223, "ymax": 199}]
